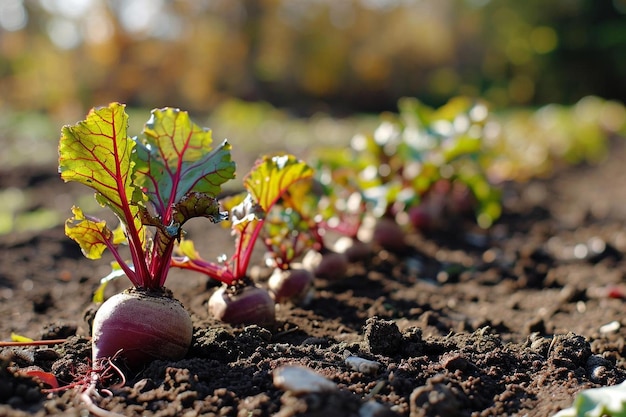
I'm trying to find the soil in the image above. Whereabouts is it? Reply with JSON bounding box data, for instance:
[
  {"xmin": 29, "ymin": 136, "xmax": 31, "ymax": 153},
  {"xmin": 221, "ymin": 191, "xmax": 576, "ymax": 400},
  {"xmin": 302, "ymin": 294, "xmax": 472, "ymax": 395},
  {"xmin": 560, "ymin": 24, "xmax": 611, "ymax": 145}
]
[{"xmin": 3, "ymin": 141, "xmax": 626, "ymax": 417}]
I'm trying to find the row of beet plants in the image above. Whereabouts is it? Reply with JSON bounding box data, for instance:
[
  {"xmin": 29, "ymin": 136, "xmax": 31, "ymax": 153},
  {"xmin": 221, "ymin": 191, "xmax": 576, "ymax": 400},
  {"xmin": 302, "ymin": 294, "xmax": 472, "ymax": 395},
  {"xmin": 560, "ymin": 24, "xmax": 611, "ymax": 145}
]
[
  {"xmin": 52, "ymin": 98, "xmax": 518, "ymax": 370},
  {"xmin": 310, "ymin": 95, "xmax": 625, "ymax": 252},
  {"xmin": 54, "ymin": 96, "xmax": 626, "ymax": 413},
  {"xmin": 57, "ymin": 95, "xmax": 623, "ymax": 376},
  {"xmin": 59, "ymin": 103, "xmax": 333, "ymax": 373},
  {"xmin": 310, "ymin": 96, "xmax": 501, "ymax": 253}
]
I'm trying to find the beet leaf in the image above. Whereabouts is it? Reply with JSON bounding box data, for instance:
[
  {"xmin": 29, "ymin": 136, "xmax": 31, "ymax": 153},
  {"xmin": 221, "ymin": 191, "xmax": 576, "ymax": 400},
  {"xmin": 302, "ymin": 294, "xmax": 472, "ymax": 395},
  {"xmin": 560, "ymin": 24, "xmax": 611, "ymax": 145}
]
[
  {"xmin": 60, "ymin": 102, "xmax": 235, "ymax": 289},
  {"xmin": 172, "ymin": 154, "xmax": 314, "ymax": 283}
]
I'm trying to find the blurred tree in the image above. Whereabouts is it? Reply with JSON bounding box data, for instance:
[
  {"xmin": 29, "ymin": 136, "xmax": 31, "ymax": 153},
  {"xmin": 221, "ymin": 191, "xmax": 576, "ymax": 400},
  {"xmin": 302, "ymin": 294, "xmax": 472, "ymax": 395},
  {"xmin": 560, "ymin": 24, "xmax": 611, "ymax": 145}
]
[{"xmin": 0, "ymin": 0, "xmax": 624, "ymax": 117}]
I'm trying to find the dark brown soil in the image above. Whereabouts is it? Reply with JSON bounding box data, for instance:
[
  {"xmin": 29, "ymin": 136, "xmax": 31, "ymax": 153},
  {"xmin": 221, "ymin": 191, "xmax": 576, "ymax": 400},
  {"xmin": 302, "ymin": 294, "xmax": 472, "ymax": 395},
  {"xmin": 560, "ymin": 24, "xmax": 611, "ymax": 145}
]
[{"xmin": 3, "ymin": 141, "xmax": 626, "ymax": 417}]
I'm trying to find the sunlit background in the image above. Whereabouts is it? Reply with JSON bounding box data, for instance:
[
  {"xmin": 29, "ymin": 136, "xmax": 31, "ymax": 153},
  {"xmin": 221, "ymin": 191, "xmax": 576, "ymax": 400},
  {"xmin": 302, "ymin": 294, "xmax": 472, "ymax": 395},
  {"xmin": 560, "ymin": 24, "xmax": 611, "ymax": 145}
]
[
  {"xmin": 1, "ymin": 0, "xmax": 626, "ymax": 233},
  {"xmin": 3, "ymin": 0, "xmax": 626, "ymax": 114}
]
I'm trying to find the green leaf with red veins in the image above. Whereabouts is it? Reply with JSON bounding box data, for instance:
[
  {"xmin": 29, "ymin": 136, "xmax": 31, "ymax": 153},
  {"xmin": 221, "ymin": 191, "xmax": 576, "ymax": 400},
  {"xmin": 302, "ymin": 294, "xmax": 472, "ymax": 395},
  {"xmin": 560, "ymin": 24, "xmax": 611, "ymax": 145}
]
[
  {"xmin": 134, "ymin": 107, "xmax": 236, "ymax": 224},
  {"xmin": 171, "ymin": 192, "xmax": 227, "ymax": 226},
  {"xmin": 236, "ymin": 155, "xmax": 314, "ymax": 274},
  {"xmin": 171, "ymin": 155, "xmax": 314, "ymax": 282},
  {"xmin": 64, "ymin": 206, "xmax": 114, "ymax": 260},
  {"xmin": 244, "ymin": 154, "xmax": 314, "ymax": 213},
  {"xmin": 59, "ymin": 102, "xmax": 147, "ymax": 258},
  {"xmin": 147, "ymin": 192, "xmax": 227, "ymax": 262}
]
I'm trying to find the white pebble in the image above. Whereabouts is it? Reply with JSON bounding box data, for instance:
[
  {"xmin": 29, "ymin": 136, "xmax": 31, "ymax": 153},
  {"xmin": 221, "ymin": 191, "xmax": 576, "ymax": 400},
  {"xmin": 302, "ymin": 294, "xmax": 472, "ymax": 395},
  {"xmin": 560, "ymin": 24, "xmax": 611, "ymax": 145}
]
[
  {"xmin": 599, "ymin": 320, "xmax": 620, "ymax": 334},
  {"xmin": 273, "ymin": 365, "xmax": 337, "ymax": 394},
  {"xmin": 359, "ymin": 400, "xmax": 389, "ymax": 417},
  {"xmin": 345, "ymin": 356, "xmax": 382, "ymax": 375}
]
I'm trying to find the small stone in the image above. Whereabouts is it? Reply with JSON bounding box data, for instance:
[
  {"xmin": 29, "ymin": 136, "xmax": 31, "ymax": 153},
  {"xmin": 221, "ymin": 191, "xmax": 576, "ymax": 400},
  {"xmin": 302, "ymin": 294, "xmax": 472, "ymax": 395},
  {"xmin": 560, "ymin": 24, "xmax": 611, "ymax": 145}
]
[
  {"xmin": 273, "ymin": 366, "xmax": 337, "ymax": 394},
  {"xmin": 440, "ymin": 353, "xmax": 469, "ymax": 372},
  {"xmin": 410, "ymin": 382, "xmax": 463, "ymax": 417},
  {"xmin": 599, "ymin": 321, "xmax": 620, "ymax": 334},
  {"xmin": 359, "ymin": 400, "xmax": 396, "ymax": 417},
  {"xmin": 345, "ymin": 356, "xmax": 382, "ymax": 375},
  {"xmin": 586, "ymin": 355, "xmax": 613, "ymax": 384}
]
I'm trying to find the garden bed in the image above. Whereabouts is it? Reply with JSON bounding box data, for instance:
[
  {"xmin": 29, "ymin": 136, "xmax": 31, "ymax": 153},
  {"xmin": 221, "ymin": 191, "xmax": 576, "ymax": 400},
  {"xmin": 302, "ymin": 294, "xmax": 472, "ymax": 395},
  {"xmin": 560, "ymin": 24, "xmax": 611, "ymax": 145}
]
[{"xmin": 2, "ymin": 139, "xmax": 626, "ymax": 416}]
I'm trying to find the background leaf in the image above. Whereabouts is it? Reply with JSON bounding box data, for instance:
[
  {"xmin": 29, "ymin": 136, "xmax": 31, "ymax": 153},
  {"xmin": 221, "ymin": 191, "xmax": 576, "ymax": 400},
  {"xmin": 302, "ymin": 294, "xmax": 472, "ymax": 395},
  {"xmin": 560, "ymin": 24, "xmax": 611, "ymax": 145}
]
[
  {"xmin": 244, "ymin": 154, "xmax": 314, "ymax": 213},
  {"xmin": 64, "ymin": 206, "xmax": 113, "ymax": 260}
]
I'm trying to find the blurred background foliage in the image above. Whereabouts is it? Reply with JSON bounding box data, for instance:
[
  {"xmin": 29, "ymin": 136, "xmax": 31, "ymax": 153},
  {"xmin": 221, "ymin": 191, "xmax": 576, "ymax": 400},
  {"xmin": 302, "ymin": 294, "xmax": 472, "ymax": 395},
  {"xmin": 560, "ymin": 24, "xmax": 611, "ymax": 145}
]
[
  {"xmin": 1, "ymin": 0, "xmax": 625, "ymax": 117},
  {"xmin": 1, "ymin": 0, "xmax": 626, "ymax": 235}
]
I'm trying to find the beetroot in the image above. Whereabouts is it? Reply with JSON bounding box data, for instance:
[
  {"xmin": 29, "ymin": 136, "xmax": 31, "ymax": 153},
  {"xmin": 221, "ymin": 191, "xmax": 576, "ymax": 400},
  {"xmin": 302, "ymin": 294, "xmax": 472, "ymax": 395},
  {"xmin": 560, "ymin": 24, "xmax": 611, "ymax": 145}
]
[
  {"xmin": 302, "ymin": 249, "xmax": 349, "ymax": 281},
  {"xmin": 332, "ymin": 236, "xmax": 373, "ymax": 263},
  {"xmin": 209, "ymin": 284, "xmax": 276, "ymax": 327},
  {"xmin": 407, "ymin": 179, "xmax": 478, "ymax": 232},
  {"xmin": 59, "ymin": 104, "xmax": 235, "ymax": 369},
  {"xmin": 92, "ymin": 288, "xmax": 192, "ymax": 367},
  {"xmin": 172, "ymin": 155, "xmax": 315, "ymax": 325},
  {"xmin": 407, "ymin": 205, "xmax": 433, "ymax": 231},
  {"xmin": 371, "ymin": 217, "xmax": 408, "ymax": 252},
  {"xmin": 268, "ymin": 267, "xmax": 314, "ymax": 304}
]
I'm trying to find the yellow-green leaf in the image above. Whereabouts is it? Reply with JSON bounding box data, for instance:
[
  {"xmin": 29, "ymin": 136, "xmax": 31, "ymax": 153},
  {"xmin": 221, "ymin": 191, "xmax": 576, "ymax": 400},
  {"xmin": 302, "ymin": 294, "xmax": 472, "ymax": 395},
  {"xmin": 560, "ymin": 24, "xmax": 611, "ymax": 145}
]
[
  {"xmin": 64, "ymin": 206, "xmax": 112, "ymax": 260},
  {"xmin": 59, "ymin": 102, "xmax": 146, "ymax": 250},
  {"xmin": 244, "ymin": 154, "xmax": 314, "ymax": 213},
  {"xmin": 11, "ymin": 333, "xmax": 33, "ymax": 343},
  {"xmin": 176, "ymin": 239, "xmax": 200, "ymax": 260}
]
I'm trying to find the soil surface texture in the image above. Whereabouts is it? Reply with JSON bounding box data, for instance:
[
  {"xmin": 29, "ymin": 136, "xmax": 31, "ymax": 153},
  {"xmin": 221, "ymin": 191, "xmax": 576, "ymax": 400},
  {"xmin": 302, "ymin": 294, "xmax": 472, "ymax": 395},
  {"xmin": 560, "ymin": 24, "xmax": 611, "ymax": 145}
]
[{"xmin": 3, "ymin": 141, "xmax": 626, "ymax": 417}]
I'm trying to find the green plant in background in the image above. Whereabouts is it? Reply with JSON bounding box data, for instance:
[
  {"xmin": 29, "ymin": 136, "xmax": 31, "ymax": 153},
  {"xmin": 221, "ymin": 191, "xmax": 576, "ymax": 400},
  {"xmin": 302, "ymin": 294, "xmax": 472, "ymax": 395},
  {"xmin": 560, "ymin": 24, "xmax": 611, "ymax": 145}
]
[
  {"xmin": 310, "ymin": 147, "xmax": 373, "ymax": 260},
  {"xmin": 393, "ymin": 96, "xmax": 502, "ymax": 230},
  {"xmin": 314, "ymin": 96, "xmax": 502, "ymax": 236},
  {"xmin": 172, "ymin": 154, "xmax": 315, "ymax": 325},
  {"xmin": 486, "ymin": 96, "xmax": 626, "ymax": 182},
  {"xmin": 311, "ymin": 95, "xmax": 626, "ymax": 241}
]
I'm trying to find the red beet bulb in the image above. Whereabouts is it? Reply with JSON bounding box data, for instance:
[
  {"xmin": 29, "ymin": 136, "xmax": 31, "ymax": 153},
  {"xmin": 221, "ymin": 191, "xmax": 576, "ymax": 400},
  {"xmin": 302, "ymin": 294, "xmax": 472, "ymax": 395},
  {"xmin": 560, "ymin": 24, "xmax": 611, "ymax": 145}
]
[{"xmin": 92, "ymin": 288, "xmax": 193, "ymax": 367}]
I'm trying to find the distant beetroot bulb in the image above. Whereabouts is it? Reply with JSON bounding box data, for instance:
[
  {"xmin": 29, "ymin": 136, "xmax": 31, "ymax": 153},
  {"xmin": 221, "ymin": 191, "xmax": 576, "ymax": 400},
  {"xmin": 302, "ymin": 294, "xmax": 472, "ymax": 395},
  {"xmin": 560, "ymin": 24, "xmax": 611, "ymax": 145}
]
[
  {"xmin": 449, "ymin": 181, "xmax": 476, "ymax": 216},
  {"xmin": 333, "ymin": 236, "xmax": 373, "ymax": 263},
  {"xmin": 268, "ymin": 267, "xmax": 314, "ymax": 304},
  {"xmin": 407, "ymin": 205, "xmax": 432, "ymax": 231},
  {"xmin": 313, "ymin": 250, "xmax": 349, "ymax": 280},
  {"xmin": 209, "ymin": 285, "xmax": 276, "ymax": 327},
  {"xmin": 372, "ymin": 217, "xmax": 407, "ymax": 252}
]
